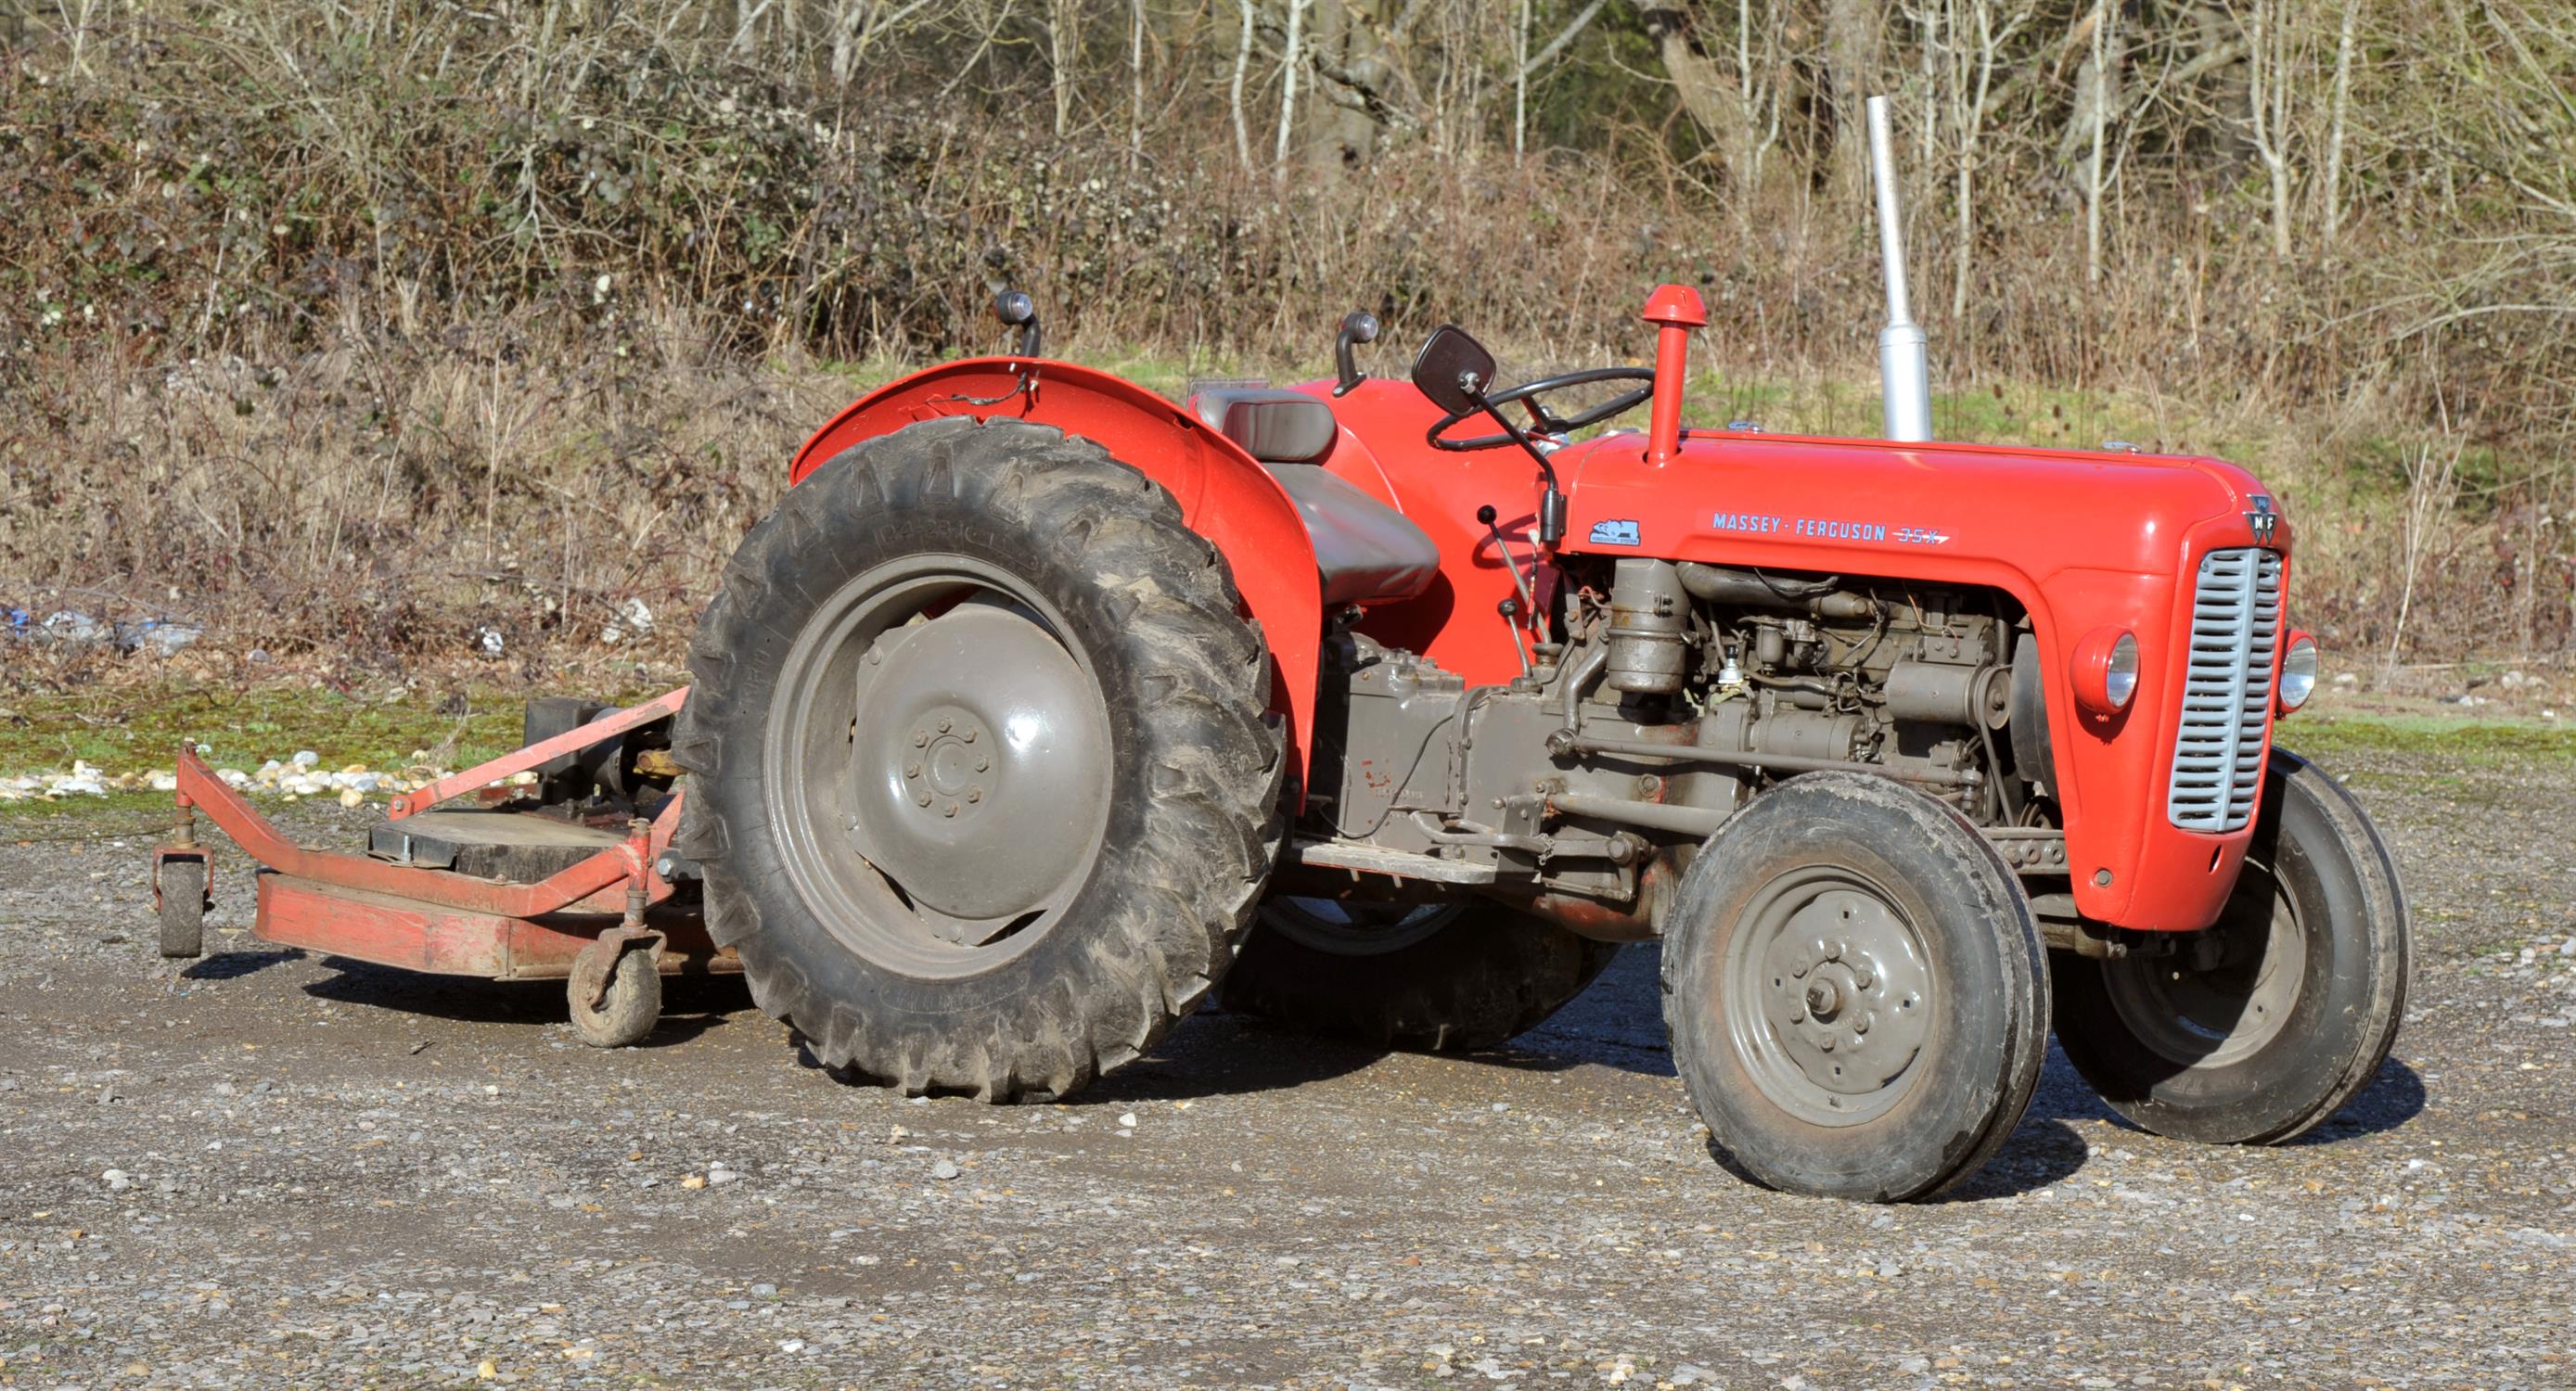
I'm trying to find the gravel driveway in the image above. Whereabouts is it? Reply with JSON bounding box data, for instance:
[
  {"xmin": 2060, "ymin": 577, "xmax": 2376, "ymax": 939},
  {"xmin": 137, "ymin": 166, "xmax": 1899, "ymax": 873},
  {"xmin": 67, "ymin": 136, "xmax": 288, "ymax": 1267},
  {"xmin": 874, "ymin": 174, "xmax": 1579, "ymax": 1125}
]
[{"xmin": 2, "ymin": 735, "xmax": 2570, "ymax": 1389}]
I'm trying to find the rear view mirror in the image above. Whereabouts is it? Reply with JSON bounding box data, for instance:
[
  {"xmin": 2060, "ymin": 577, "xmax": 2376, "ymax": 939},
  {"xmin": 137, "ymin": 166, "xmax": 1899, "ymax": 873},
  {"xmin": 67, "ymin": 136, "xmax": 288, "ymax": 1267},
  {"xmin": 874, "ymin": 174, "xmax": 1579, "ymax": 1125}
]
[{"xmin": 1409, "ymin": 325, "xmax": 1497, "ymax": 416}]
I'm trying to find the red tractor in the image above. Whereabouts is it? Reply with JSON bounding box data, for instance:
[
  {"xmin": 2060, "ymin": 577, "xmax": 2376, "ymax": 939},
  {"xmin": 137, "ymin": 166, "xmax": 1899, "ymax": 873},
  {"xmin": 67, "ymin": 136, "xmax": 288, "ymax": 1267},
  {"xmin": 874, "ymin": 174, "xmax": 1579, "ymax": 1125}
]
[
  {"xmin": 156, "ymin": 276, "xmax": 2407, "ymax": 1202},
  {"xmin": 151, "ymin": 112, "xmax": 2406, "ymax": 1199},
  {"xmin": 679, "ymin": 280, "xmax": 2408, "ymax": 1196}
]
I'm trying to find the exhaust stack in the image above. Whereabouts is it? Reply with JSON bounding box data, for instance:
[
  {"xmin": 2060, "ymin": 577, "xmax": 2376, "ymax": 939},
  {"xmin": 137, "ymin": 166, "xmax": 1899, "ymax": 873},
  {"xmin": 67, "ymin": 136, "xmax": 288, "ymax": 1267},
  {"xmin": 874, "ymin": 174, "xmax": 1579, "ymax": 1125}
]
[{"xmin": 1865, "ymin": 95, "xmax": 1932, "ymax": 443}]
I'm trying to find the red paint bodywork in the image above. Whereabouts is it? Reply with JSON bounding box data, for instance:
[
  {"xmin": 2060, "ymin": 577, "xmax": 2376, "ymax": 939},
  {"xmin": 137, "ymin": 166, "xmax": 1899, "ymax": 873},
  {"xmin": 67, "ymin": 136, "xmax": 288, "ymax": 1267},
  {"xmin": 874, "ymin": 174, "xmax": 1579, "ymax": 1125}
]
[
  {"xmin": 1301, "ymin": 389, "xmax": 2286, "ymax": 931},
  {"xmin": 168, "ymin": 734, "xmax": 732, "ymax": 981},
  {"xmin": 790, "ymin": 326, "xmax": 2292, "ymax": 934},
  {"xmin": 250, "ymin": 876, "xmax": 733, "ymax": 981},
  {"xmin": 793, "ymin": 360, "xmax": 1325, "ymax": 797},
  {"xmin": 1549, "ymin": 430, "xmax": 2286, "ymax": 930}
]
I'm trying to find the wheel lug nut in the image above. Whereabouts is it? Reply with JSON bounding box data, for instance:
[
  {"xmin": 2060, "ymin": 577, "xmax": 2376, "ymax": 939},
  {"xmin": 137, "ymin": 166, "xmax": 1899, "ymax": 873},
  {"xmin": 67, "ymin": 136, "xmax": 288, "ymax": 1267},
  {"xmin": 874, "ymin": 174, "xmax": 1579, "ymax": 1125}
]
[
  {"xmin": 1818, "ymin": 1037, "xmax": 1837, "ymax": 1053},
  {"xmin": 1853, "ymin": 1012, "xmax": 1872, "ymax": 1036},
  {"xmin": 974, "ymin": 755, "xmax": 990, "ymax": 772},
  {"xmin": 967, "ymin": 786, "xmax": 982, "ymax": 803},
  {"xmin": 914, "ymin": 789, "xmax": 931, "ymax": 806},
  {"xmin": 942, "ymin": 803, "xmax": 959, "ymax": 818},
  {"xmin": 938, "ymin": 717, "xmax": 953, "ymax": 733},
  {"xmin": 963, "ymin": 729, "xmax": 977, "ymax": 743},
  {"xmin": 904, "ymin": 762, "xmax": 921, "ymax": 779},
  {"xmin": 912, "ymin": 730, "xmax": 928, "ymax": 747}
]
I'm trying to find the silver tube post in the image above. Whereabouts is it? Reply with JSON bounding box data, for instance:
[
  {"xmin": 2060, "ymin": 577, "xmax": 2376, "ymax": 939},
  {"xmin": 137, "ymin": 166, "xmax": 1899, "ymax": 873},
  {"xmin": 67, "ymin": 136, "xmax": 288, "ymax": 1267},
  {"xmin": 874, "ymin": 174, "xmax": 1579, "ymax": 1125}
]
[{"xmin": 1866, "ymin": 95, "xmax": 1932, "ymax": 443}]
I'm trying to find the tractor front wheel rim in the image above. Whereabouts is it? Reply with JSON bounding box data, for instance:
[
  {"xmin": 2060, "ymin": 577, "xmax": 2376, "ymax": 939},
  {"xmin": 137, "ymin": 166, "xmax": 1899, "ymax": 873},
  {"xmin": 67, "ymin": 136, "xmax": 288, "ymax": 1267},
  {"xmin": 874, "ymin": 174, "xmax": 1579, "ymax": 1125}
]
[
  {"xmin": 1724, "ymin": 866, "xmax": 1935, "ymax": 1128},
  {"xmin": 2100, "ymin": 855, "xmax": 2306, "ymax": 1068}
]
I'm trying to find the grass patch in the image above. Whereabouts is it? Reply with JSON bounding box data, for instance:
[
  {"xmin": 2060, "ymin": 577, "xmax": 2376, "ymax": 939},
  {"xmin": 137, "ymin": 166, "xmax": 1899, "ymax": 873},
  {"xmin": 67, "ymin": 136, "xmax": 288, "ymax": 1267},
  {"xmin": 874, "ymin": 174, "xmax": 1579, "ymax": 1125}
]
[
  {"xmin": 2279, "ymin": 711, "xmax": 2576, "ymax": 768},
  {"xmin": 0, "ymin": 790, "xmax": 191, "ymax": 838},
  {"xmin": 0, "ymin": 683, "xmax": 532, "ymax": 777}
]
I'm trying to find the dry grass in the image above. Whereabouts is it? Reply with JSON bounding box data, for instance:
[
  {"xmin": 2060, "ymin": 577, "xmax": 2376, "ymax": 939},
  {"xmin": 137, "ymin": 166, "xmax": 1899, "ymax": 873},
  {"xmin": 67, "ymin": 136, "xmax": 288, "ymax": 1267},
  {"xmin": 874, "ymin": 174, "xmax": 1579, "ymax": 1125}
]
[{"xmin": 0, "ymin": 3, "xmax": 2568, "ymax": 697}]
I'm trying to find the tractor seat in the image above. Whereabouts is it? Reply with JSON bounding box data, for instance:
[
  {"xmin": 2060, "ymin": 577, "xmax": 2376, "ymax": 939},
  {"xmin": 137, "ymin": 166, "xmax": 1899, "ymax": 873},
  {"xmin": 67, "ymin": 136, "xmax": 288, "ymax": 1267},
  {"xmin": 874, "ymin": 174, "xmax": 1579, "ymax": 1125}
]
[{"xmin": 1192, "ymin": 388, "xmax": 1440, "ymax": 607}]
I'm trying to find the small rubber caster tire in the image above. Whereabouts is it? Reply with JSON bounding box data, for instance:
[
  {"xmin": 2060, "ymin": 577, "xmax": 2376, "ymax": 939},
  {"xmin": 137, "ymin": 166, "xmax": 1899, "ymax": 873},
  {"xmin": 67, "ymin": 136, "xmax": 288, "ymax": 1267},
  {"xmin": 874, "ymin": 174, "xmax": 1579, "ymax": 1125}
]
[
  {"xmin": 569, "ymin": 946, "xmax": 661, "ymax": 1048},
  {"xmin": 159, "ymin": 858, "xmax": 208, "ymax": 960}
]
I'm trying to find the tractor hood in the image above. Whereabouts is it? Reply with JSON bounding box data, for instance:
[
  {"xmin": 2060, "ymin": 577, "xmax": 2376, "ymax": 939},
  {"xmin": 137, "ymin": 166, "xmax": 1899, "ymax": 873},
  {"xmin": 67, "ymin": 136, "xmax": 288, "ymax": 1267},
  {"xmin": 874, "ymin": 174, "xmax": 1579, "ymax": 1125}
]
[
  {"xmin": 1556, "ymin": 428, "xmax": 2293, "ymax": 933},
  {"xmin": 1557, "ymin": 431, "xmax": 2284, "ymax": 589}
]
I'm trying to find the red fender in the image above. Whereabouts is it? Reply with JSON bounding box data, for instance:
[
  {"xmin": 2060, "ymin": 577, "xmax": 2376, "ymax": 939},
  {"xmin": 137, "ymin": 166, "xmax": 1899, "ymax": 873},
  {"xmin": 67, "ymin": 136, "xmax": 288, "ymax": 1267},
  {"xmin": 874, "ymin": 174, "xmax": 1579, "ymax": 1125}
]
[{"xmin": 791, "ymin": 358, "xmax": 1324, "ymax": 803}]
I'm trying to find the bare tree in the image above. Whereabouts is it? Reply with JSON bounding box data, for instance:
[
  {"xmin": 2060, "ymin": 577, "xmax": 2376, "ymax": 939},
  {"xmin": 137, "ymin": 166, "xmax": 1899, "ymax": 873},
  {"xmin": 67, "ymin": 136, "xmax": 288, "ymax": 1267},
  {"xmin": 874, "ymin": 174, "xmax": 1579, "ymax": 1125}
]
[
  {"xmin": 1127, "ymin": 0, "xmax": 1146, "ymax": 164},
  {"xmin": 1230, "ymin": 0, "xmax": 1256, "ymax": 172},
  {"xmin": 1938, "ymin": 0, "xmax": 2036, "ymax": 317},
  {"xmin": 1049, "ymin": 0, "xmax": 1083, "ymax": 138},
  {"xmin": 1824, "ymin": 0, "xmax": 1884, "ymax": 202},
  {"xmin": 1622, "ymin": 0, "xmax": 1772, "ymax": 196},
  {"xmin": 2083, "ymin": 0, "xmax": 2121, "ymax": 284},
  {"xmin": 829, "ymin": 0, "xmax": 937, "ymax": 88},
  {"xmin": 2240, "ymin": 0, "xmax": 2296, "ymax": 260},
  {"xmin": 2321, "ymin": 0, "xmax": 2359, "ymax": 249},
  {"xmin": 1275, "ymin": 0, "xmax": 1307, "ymax": 180},
  {"xmin": 1514, "ymin": 0, "xmax": 1530, "ymax": 162}
]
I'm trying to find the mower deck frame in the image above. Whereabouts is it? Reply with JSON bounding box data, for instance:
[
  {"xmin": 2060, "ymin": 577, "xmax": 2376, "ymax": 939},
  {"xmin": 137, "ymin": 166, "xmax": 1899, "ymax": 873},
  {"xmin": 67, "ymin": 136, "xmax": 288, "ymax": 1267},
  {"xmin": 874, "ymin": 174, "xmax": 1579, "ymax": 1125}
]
[{"xmin": 160, "ymin": 687, "xmax": 735, "ymax": 1006}]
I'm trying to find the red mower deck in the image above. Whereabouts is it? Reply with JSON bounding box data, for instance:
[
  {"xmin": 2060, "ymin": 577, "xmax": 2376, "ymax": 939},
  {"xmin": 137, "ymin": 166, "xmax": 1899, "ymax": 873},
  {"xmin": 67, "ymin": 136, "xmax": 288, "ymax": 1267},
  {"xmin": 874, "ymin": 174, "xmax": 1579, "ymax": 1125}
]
[{"xmin": 157, "ymin": 686, "xmax": 730, "ymax": 1045}]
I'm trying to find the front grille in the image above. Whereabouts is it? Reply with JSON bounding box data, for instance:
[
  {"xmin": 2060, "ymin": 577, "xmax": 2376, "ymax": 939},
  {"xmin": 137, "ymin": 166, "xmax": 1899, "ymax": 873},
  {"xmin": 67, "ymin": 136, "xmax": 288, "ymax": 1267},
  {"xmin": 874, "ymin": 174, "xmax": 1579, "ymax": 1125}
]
[{"xmin": 2167, "ymin": 547, "xmax": 2283, "ymax": 832}]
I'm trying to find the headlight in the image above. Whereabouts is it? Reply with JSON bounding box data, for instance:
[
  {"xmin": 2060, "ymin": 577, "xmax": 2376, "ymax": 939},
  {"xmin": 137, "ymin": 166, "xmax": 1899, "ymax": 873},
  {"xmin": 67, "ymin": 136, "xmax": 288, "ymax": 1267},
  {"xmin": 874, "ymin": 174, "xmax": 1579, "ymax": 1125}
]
[
  {"xmin": 2277, "ymin": 632, "xmax": 2318, "ymax": 712},
  {"xmin": 2103, "ymin": 632, "xmax": 2140, "ymax": 709},
  {"xmin": 2073, "ymin": 627, "xmax": 2142, "ymax": 718}
]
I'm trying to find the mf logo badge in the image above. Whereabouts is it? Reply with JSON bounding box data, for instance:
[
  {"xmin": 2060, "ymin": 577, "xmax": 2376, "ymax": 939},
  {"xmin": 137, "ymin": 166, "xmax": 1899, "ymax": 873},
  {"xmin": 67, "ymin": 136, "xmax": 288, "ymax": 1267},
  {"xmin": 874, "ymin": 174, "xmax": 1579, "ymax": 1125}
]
[
  {"xmin": 2247, "ymin": 494, "xmax": 2278, "ymax": 545},
  {"xmin": 1589, "ymin": 518, "xmax": 1641, "ymax": 546}
]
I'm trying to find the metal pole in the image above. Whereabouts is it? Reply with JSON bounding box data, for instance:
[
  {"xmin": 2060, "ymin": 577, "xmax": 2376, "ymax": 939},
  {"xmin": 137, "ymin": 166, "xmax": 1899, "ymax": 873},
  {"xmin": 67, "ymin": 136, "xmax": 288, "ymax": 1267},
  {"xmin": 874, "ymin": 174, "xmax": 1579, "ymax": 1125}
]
[{"xmin": 1866, "ymin": 95, "xmax": 1933, "ymax": 443}]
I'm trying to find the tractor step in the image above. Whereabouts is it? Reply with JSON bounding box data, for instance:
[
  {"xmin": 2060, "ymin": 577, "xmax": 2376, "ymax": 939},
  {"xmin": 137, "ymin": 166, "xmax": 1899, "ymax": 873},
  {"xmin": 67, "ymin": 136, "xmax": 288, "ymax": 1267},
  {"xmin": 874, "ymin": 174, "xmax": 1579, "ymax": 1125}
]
[
  {"xmin": 1283, "ymin": 837, "xmax": 1499, "ymax": 886},
  {"xmin": 368, "ymin": 810, "xmax": 627, "ymax": 883}
]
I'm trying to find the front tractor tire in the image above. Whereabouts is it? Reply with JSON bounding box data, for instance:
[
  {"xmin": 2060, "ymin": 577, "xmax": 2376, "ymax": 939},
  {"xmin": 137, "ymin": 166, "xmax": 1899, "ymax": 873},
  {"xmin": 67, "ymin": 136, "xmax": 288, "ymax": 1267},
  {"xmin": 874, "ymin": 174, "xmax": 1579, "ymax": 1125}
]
[
  {"xmin": 2052, "ymin": 747, "xmax": 2409, "ymax": 1143},
  {"xmin": 675, "ymin": 416, "xmax": 1284, "ymax": 1101},
  {"xmin": 1661, "ymin": 773, "xmax": 2051, "ymax": 1203},
  {"xmin": 1222, "ymin": 899, "xmax": 1621, "ymax": 1052}
]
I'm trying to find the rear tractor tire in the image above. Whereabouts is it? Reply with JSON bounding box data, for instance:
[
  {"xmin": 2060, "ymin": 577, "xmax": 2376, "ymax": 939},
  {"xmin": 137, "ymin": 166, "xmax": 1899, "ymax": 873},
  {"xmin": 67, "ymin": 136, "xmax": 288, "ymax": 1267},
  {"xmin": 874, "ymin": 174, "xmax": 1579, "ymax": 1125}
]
[
  {"xmin": 1661, "ymin": 773, "xmax": 2051, "ymax": 1203},
  {"xmin": 2052, "ymin": 747, "xmax": 2409, "ymax": 1143},
  {"xmin": 1223, "ymin": 899, "xmax": 1621, "ymax": 1052},
  {"xmin": 674, "ymin": 416, "xmax": 1284, "ymax": 1101}
]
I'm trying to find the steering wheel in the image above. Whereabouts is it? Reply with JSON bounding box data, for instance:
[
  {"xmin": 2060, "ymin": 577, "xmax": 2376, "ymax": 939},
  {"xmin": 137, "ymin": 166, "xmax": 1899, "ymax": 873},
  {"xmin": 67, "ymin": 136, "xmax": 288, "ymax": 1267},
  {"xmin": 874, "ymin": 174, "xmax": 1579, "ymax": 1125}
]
[{"xmin": 1426, "ymin": 365, "xmax": 1658, "ymax": 451}]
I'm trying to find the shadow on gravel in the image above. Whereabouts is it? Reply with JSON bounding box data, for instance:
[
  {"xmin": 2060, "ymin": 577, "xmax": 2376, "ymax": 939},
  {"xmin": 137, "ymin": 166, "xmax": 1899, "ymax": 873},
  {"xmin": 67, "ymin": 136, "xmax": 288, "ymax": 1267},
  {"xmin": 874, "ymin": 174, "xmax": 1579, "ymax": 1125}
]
[
  {"xmin": 1934, "ymin": 1117, "xmax": 2094, "ymax": 1201},
  {"xmin": 298, "ymin": 958, "xmax": 750, "ymax": 1047},
  {"xmin": 183, "ymin": 948, "xmax": 306, "ymax": 980},
  {"xmin": 2288, "ymin": 1054, "xmax": 2427, "ymax": 1144},
  {"xmin": 1071, "ymin": 1011, "xmax": 1392, "ymax": 1104}
]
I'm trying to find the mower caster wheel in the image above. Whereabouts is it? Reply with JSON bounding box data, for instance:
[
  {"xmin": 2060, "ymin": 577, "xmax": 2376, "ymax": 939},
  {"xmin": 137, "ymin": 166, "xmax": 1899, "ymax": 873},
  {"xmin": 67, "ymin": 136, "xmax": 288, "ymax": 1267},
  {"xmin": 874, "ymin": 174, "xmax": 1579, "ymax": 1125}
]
[
  {"xmin": 157, "ymin": 855, "xmax": 209, "ymax": 960},
  {"xmin": 568, "ymin": 938, "xmax": 661, "ymax": 1048}
]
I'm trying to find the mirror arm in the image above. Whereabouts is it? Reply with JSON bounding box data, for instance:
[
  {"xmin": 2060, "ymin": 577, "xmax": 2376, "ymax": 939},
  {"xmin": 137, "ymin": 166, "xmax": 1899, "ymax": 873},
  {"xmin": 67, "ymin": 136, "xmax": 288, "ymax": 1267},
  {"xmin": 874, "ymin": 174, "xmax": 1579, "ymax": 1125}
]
[
  {"xmin": 993, "ymin": 290, "xmax": 1043, "ymax": 358},
  {"xmin": 1334, "ymin": 310, "xmax": 1379, "ymax": 397}
]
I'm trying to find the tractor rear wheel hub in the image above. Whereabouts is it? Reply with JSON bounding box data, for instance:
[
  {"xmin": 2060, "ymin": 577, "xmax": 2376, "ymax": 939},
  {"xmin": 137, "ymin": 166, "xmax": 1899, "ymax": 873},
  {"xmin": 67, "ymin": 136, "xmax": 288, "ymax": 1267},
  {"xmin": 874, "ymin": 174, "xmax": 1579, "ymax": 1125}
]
[{"xmin": 849, "ymin": 602, "xmax": 1110, "ymax": 925}]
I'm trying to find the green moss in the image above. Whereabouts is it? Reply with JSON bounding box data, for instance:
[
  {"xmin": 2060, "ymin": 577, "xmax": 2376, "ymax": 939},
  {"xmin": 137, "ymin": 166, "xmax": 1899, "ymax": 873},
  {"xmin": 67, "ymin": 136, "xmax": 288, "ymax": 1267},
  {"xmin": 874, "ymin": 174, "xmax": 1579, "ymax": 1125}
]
[
  {"xmin": 0, "ymin": 790, "xmax": 181, "ymax": 835},
  {"xmin": 2277, "ymin": 712, "xmax": 2576, "ymax": 768},
  {"xmin": 0, "ymin": 683, "xmax": 531, "ymax": 777}
]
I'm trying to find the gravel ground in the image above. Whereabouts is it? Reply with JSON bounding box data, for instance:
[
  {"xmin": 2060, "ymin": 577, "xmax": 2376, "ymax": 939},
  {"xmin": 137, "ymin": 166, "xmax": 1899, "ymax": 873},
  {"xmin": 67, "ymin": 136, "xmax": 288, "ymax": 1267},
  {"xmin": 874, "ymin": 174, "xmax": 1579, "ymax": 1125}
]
[{"xmin": 2, "ymin": 737, "xmax": 2571, "ymax": 1389}]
